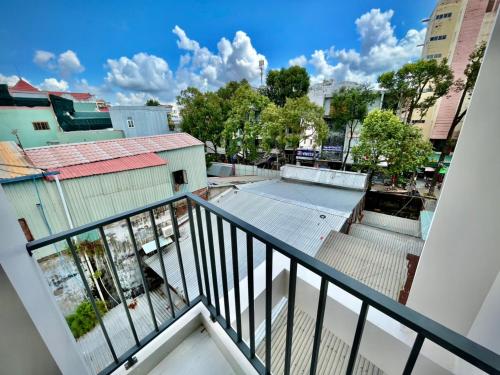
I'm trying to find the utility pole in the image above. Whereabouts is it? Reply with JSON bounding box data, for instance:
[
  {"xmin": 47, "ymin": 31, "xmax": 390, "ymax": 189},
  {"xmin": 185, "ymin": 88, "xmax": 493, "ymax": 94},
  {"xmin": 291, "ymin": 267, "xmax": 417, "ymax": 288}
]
[{"xmin": 259, "ymin": 60, "xmax": 265, "ymax": 86}]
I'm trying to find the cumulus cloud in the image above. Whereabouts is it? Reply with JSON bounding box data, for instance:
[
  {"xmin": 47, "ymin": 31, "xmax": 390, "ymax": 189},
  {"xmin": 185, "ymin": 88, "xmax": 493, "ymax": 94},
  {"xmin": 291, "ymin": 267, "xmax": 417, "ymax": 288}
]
[
  {"xmin": 33, "ymin": 49, "xmax": 84, "ymax": 76},
  {"xmin": 0, "ymin": 74, "xmax": 20, "ymax": 86},
  {"xmin": 172, "ymin": 25, "xmax": 267, "ymax": 88},
  {"xmin": 39, "ymin": 78, "xmax": 69, "ymax": 91},
  {"xmin": 305, "ymin": 8, "xmax": 426, "ymax": 84},
  {"xmin": 288, "ymin": 55, "xmax": 307, "ymax": 67},
  {"xmin": 33, "ymin": 50, "xmax": 56, "ymax": 69},
  {"xmin": 105, "ymin": 53, "xmax": 174, "ymax": 92},
  {"xmin": 115, "ymin": 91, "xmax": 159, "ymax": 106}
]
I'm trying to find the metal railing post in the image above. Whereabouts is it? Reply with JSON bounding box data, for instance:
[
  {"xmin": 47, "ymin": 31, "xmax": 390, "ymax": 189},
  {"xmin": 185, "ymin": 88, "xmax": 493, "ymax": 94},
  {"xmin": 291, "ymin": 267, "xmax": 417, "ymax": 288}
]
[{"xmin": 169, "ymin": 203, "xmax": 190, "ymax": 305}]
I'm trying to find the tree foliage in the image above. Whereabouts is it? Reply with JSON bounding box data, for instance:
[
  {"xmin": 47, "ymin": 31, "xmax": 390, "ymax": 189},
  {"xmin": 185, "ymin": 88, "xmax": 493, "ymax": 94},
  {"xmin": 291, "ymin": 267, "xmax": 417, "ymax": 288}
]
[
  {"xmin": 329, "ymin": 86, "xmax": 377, "ymax": 169},
  {"xmin": 261, "ymin": 96, "xmax": 328, "ymax": 163},
  {"xmin": 223, "ymin": 83, "xmax": 270, "ymax": 162},
  {"xmin": 263, "ymin": 66, "xmax": 310, "ymax": 107},
  {"xmin": 145, "ymin": 98, "xmax": 160, "ymax": 106},
  {"xmin": 66, "ymin": 300, "xmax": 107, "ymax": 339},
  {"xmin": 177, "ymin": 87, "xmax": 224, "ymax": 153},
  {"xmin": 378, "ymin": 59, "xmax": 453, "ymax": 123},
  {"xmin": 352, "ymin": 110, "xmax": 432, "ymax": 180}
]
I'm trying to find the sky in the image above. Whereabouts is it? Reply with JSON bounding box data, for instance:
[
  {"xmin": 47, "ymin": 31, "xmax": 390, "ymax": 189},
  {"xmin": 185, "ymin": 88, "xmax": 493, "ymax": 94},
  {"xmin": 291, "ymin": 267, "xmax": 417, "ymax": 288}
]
[{"xmin": 0, "ymin": 0, "xmax": 436, "ymax": 105}]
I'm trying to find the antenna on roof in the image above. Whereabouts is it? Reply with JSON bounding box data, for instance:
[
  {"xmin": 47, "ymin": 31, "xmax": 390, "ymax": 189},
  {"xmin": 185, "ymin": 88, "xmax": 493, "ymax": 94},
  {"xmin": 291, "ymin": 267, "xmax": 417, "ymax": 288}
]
[{"xmin": 259, "ymin": 60, "xmax": 265, "ymax": 86}]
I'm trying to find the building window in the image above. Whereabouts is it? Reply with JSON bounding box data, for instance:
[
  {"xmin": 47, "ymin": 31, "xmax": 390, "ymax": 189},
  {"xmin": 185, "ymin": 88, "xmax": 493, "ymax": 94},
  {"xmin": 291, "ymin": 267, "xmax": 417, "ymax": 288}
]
[
  {"xmin": 426, "ymin": 53, "xmax": 442, "ymax": 59},
  {"xmin": 436, "ymin": 12, "xmax": 452, "ymax": 20},
  {"xmin": 32, "ymin": 121, "xmax": 50, "ymax": 130},
  {"xmin": 172, "ymin": 170, "xmax": 188, "ymax": 191},
  {"xmin": 430, "ymin": 35, "xmax": 447, "ymax": 41},
  {"xmin": 486, "ymin": 0, "xmax": 495, "ymax": 12},
  {"xmin": 18, "ymin": 218, "xmax": 34, "ymax": 242},
  {"xmin": 127, "ymin": 117, "xmax": 135, "ymax": 128},
  {"xmin": 411, "ymin": 119, "xmax": 426, "ymax": 124}
]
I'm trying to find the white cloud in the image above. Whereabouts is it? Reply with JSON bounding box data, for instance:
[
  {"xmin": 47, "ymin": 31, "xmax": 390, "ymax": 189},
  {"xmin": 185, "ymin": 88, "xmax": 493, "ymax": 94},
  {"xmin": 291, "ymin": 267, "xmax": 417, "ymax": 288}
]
[
  {"xmin": 288, "ymin": 55, "xmax": 307, "ymax": 67},
  {"xmin": 32, "ymin": 49, "xmax": 84, "ymax": 77},
  {"xmin": 0, "ymin": 74, "xmax": 20, "ymax": 86},
  {"xmin": 115, "ymin": 92, "xmax": 158, "ymax": 106},
  {"xmin": 39, "ymin": 78, "xmax": 69, "ymax": 91},
  {"xmin": 33, "ymin": 50, "xmax": 56, "ymax": 69},
  {"xmin": 304, "ymin": 8, "xmax": 426, "ymax": 84},
  {"xmin": 172, "ymin": 25, "xmax": 267, "ymax": 88},
  {"xmin": 58, "ymin": 50, "xmax": 84, "ymax": 76},
  {"xmin": 105, "ymin": 53, "xmax": 174, "ymax": 93}
]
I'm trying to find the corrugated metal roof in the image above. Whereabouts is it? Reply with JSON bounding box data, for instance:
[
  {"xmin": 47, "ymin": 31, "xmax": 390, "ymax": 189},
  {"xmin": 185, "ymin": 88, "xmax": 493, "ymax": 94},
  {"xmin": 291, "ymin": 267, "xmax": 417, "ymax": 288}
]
[
  {"xmin": 238, "ymin": 179, "xmax": 364, "ymax": 217},
  {"xmin": 256, "ymin": 303, "xmax": 384, "ymax": 375},
  {"xmin": 281, "ymin": 164, "xmax": 368, "ymax": 191},
  {"xmin": 0, "ymin": 141, "xmax": 44, "ymax": 179},
  {"xmin": 45, "ymin": 153, "xmax": 167, "ymax": 180},
  {"xmin": 25, "ymin": 133, "xmax": 203, "ymax": 169},
  {"xmin": 10, "ymin": 79, "xmax": 39, "ymax": 92},
  {"xmin": 316, "ymin": 231, "xmax": 408, "ymax": 300},
  {"xmin": 349, "ymin": 224, "xmax": 424, "ymax": 257},
  {"xmin": 361, "ymin": 211, "xmax": 421, "ymax": 237}
]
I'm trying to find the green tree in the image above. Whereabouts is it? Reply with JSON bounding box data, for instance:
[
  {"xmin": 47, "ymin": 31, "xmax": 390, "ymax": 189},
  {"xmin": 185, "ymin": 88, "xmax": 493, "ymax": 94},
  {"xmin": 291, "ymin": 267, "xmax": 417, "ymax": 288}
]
[
  {"xmin": 223, "ymin": 84, "xmax": 269, "ymax": 162},
  {"xmin": 352, "ymin": 110, "xmax": 432, "ymax": 186},
  {"xmin": 329, "ymin": 86, "xmax": 377, "ymax": 170},
  {"xmin": 217, "ymin": 79, "xmax": 249, "ymax": 118},
  {"xmin": 261, "ymin": 96, "xmax": 328, "ymax": 164},
  {"xmin": 145, "ymin": 98, "xmax": 160, "ymax": 106},
  {"xmin": 429, "ymin": 42, "xmax": 486, "ymax": 195},
  {"xmin": 177, "ymin": 87, "xmax": 224, "ymax": 154},
  {"xmin": 378, "ymin": 59, "xmax": 454, "ymax": 124},
  {"xmin": 263, "ymin": 66, "xmax": 310, "ymax": 107}
]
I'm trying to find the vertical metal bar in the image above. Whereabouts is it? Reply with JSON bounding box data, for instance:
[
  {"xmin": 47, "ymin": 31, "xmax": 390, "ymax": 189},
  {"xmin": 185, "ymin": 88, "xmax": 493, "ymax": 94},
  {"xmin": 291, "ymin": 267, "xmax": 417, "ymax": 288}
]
[
  {"xmin": 187, "ymin": 199, "xmax": 203, "ymax": 297},
  {"xmin": 149, "ymin": 210, "xmax": 176, "ymax": 319},
  {"xmin": 99, "ymin": 227, "xmax": 140, "ymax": 347},
  {"xmin": 169, "ymin": 203, "xmax": 190, "ymax": 305},
  {"xmin": 195, "ymin": 204, "xmax": 211, "ymax": 305},
  {"xmin": 265, "ymin": 244, "xmax": 273, "ymax": 373},
  {"xmin": 66, "ymin": 237, "xmax": 118, "ymax": 363},
  {"xmin": 231, "ymin": 224, "xmax": 242, "ymax": 342},
  {"xmin": 310, "ymin": 278, "xmax": 328, "ymax": 375},
  {"xmin": 126, "ymin": 217, "xmax": 158, "ymax": 332},
  {"xmin": 402, "ymin": 333, "xmax": 425, "ymax": 375},
  {"xmin": 205, "ymin": 209, "xmax": 220, "ymax": 315},
  {"xmin": 216, "ymin": 216, "xmax": 231, "ymax": 328},
  {"xmin": 284, "ymin": 260, "xmax": 297, "ymax": 375},
  {"xmin": 345, "ymin": 301, "xmax": 369, "ymax": 375},
  {"xmin": 247, "ymin": 233, "xmax": 256, "ymax": 358}
]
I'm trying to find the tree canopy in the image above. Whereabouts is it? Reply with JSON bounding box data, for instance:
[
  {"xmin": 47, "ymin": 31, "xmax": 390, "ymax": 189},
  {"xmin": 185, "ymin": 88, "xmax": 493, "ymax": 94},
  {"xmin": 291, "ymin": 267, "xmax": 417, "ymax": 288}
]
[
  {"xmin": 263, "ymin": 66, "xmax": 310, "ymax": 107},
  {"xmin": 261, "ymin": 96, "xmax": 327, "ymax": 163},
  {"xmin": 329, "ymin": 85, "xmax": 378, "ymax": 169},
  {"xmin": 177, "ymin": 87, "xmax": 224, "ymax": 153},
  {"xmin": 378, "ymin": 59, "xmax": 454, "ymax": 123},
  {"xmin": 223, "ymin": 83, "xmax": 270, "ymax": 162},
  {"xmin": 145, "ymin": 98, "xmax": 160, "ymax": 106},
  {"xmin": 352, "ymin": 110, "xmax": 432, "ymax": 180}
]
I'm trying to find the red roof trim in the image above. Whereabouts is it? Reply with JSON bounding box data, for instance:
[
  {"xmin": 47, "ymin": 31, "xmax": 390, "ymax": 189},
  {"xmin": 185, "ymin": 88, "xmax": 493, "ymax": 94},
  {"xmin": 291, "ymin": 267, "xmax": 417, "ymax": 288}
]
[
  {"xmin": 46, "ymin": 153, "xmax": 167, "ymax": 181},
  {"xmin": 10, "ymin": 79, "xmax": 39, "ymax": 92}
]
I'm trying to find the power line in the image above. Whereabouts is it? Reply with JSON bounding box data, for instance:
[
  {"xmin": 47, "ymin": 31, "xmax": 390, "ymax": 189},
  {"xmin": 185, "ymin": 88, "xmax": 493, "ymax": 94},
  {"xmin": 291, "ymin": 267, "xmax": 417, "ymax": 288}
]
[{"xmin": 0, "ymin": 163, "xmax": 46, "ymax": 171}]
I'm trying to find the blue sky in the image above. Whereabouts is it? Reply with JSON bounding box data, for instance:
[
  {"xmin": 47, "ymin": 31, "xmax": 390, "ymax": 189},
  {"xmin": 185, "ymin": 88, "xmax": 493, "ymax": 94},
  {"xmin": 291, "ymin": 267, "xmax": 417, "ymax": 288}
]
[{"xmin": 0, "ymin": 0, "xmax": 436, "ymax": 104}]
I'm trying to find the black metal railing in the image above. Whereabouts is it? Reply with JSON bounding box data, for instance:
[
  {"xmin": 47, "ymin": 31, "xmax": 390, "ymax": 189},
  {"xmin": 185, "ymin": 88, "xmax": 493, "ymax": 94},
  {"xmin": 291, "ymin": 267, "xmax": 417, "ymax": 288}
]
[{"xmin": 27, "ymin": 192, "xmax": 500, "ymax": 375}]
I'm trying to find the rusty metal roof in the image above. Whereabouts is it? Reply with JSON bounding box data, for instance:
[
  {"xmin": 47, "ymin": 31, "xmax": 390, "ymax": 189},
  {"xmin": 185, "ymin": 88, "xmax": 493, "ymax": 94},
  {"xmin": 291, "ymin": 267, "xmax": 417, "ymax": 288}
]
[
  {"xmin": 45, "ymin": 152, "xmax": 167, "ymax": 181},
  {"xmin": 0, "ymin": 142, "xmax": 44, "ymax": 180},
  {"xmin": 25, "ymin": 133, "xmax": 203, "ymax": 169}
]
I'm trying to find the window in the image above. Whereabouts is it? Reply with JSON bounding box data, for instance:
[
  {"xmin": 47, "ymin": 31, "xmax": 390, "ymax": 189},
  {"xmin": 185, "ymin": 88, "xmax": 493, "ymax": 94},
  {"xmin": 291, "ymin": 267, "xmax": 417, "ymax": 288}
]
[
  {"xmin": 486, "ymin": 0, "xmax": 495, "ymax": 13},
  {"xmin": 18, "ymin": 218, "xmax": 34, "ymax": 242},
  {"xmin": 32, "ymin": 121, "xmax": 50, "ymax": 130},
  {"xmin": 127, "ymin": 117, "xmax": 135, "ymax": 128},
  {"xmin": 426, "ymin": 53, "xmax": 442, "ymax": 60},
  {"xmin": 436, "ymin": 12, "xmax": 452, "ymax": 20},
  {"xmin": 430, "ymin": 35, "xmax": 447, "ymax": 41},
  {"xmin": 411, "ymin": 119, "xmax": 426, "ymax": 124},
  {"xmin": 172, "ymin": 170, "xmax": 188, "ymax": 191}
]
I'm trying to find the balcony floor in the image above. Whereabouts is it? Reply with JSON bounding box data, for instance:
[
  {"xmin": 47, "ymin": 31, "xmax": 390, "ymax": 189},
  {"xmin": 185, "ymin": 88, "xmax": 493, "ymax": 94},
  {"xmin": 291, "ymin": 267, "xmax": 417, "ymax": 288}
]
[{"xmin": 148, "ymin": 326, "xmax": 236, "ymax": 375}]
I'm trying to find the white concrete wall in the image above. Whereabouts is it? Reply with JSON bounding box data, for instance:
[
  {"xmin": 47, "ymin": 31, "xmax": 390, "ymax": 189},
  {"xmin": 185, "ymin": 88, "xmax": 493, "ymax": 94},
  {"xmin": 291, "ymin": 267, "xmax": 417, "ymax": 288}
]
[
  {"xmin": 407, "ymin": 9, "xmax": 500, "ymax": 347},
  {"xmin": 0, "ymin": 187, "xmax": 90, "ymax": 374}
]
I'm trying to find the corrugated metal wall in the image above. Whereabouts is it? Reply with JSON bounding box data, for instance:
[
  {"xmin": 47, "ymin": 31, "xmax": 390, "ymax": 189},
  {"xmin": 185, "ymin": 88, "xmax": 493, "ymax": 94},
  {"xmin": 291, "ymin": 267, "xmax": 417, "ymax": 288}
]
[
  {"xmin": 109, "ymin": 107, "xmax": 172, "ymax": 138},
  {"xmin": 2, "ymin": 145, "xmax": 207, "ymax": 240}
]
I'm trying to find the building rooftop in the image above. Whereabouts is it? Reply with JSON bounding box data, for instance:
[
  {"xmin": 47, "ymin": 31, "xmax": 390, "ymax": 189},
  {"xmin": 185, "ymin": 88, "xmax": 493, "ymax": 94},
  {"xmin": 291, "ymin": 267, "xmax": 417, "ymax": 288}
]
[
  {"xmin": 0, "ymin": 142, "xmax": 43, "ymax": 180},
  {"xmin": 25, "ymin": 132, "xmax": 203, "ymax": 169}
]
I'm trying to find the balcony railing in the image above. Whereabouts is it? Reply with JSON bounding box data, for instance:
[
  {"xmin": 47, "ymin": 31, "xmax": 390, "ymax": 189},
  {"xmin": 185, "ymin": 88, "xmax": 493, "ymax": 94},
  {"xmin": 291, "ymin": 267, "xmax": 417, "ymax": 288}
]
[{"xmin": 27, "ymin": 192, "xmax": 500, "ymax": 375}]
